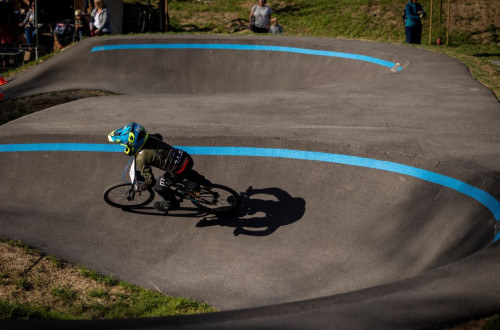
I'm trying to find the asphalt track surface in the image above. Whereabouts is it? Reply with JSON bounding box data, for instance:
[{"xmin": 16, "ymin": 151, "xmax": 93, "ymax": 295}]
[{"xmin": 1, "ymin": 35, "xmax": 500, "ymax": 329}]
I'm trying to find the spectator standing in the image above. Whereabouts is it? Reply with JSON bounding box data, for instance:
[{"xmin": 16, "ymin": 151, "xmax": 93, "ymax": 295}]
[
  {"xmin": 249, "ymin": 0, "xmax": 272, "ymax": 33},
  {"xmin": 404, "ymin": 0, "xmax": 426, "ymax": 44},
  {"xmin": 90, "ymin": 0, "xmax": 111, "ymax": 36},
  {"xmin": 269, "ymin": 17, "xmax": 283, "ymax": 34},
  {"xmin": 74, "ymin": 9, "xmax": 86, "ymax": 41},
  {"xmin": 19, "ymin": 2, "xmax": 36, "ymax": 45},
  {"xmin": 84, "ymin": 0, "xmax": 95, "ymax": 14}
]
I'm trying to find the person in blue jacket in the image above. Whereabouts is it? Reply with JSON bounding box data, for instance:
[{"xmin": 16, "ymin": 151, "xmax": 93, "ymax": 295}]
[{"xmin": 404, "ymin": 0, "xmax": 426, "ymax": 44}]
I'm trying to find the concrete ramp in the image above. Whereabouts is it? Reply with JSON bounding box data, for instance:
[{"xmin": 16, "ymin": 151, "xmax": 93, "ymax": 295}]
[
  {"xmin": 1, "ymin": 35, "xmax": 500, "ymax": 329},
  {"xmin": 3, "ymin": 35, "xmax": 407, "ymax": 97}
]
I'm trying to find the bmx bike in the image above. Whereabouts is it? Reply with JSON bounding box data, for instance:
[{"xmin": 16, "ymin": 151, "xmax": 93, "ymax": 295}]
[{"xmin": 103, "ymin": 158, "xmax": 241, "ymax": 214}]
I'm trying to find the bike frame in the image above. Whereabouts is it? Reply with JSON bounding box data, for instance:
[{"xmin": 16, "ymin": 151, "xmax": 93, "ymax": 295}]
[
  {"xmin": 121, "ymin": 156, "xmax": 143, "ymax": 203},
  {"xmin": 122, "ymin": 157, "xmax": 191, "ymax": 202}
]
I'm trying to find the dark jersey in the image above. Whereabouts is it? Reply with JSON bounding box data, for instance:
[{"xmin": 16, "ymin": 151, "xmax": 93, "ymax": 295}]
[{"xmin": 135, "ymin": 136, "xmax": 189, "ymax": 189}]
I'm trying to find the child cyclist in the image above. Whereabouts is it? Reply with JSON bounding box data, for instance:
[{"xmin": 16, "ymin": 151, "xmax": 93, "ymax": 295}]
[{"xmin": 108, "ymin": 122, "xmax": 209, "ymax": 213}]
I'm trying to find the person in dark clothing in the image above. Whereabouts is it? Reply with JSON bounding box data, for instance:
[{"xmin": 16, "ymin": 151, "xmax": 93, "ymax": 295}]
[
  {"xmin": 404, "ymin": 0, "xmax": 426, "ymax": 44},
  {"xmin": 19, "ymin": 2, "xmax": 36, "ymax": 45},
  {"xmin": 108, "ymin": 122, "xmax": 210, "ymax": 213},
  {"xmin": 84, "ymin": 0, "xmax": 95, "ymax": 14}
]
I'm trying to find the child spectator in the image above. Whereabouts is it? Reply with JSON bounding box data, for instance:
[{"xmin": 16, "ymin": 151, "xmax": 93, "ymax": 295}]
[
  {"xmin": 74, "ymin": 9, "xmax": 86, "ymax": 41},
  {"xmin": 269, "ymin": 18, "xmax": 283, "ymax": 34}
]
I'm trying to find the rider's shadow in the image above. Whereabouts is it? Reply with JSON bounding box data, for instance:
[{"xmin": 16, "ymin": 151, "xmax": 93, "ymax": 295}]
[{"xmin": 196, "ymin": 186, "xmax": 306, "ymax": 236}]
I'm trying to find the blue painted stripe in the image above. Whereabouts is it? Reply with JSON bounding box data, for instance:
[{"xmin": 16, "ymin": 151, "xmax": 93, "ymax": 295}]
[
  {"xmin": 90, "ymin": 43, "xmax": 403, "ymax": 71},
  {"xmin": 2, "ymin": 143, "xmax": 498, "ymax": 241},
  {"xmin": 181, "ymin": 146, "xmax": 500, "ymax": 224}
]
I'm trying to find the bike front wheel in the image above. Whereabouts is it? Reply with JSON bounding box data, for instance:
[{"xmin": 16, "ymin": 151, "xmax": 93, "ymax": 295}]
[
  {"xmin": 190, "ymin": 184, "xmax": 241, "ymax": 214},
  {"xmin": 103, "ymin": 182, "xmax": 155, "ymax": 209}
]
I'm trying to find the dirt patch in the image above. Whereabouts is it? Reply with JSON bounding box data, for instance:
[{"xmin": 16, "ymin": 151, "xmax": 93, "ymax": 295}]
[{"xmin": 0, "ymin": 90, "xmax": 114, "ymax": 125}]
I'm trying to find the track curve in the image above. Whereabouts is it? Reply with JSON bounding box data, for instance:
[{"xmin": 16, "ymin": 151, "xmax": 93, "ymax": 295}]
[{"xmin": 1, "ymin": 35, "xmax": 500, "ymax": 329}]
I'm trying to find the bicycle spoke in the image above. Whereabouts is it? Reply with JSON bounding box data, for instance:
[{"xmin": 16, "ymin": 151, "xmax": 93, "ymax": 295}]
[
  {"xmin": 103, "ymin": 183, "xmax": 155, "ymax": 209},
  {"xmin": 190, "ymin": 184, "xmax": 241, "ymax": 213}
]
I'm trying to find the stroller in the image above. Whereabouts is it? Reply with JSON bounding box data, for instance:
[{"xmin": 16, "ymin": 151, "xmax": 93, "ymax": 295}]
[{"xmin": 54, "ymin": 20, "xmax": 75, "ymax": 48}]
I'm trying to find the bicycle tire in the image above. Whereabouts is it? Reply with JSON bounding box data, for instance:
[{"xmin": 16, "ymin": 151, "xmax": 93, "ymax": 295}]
[
  {"xmin": 103, "ymin": 182, "xmax": 155, "ymax": 209},
  {"xmin": 137, "ymin": 10, "xmax": 146, "ymax": 33},
  {"xmin": 190, "ymin": 184, "xmax": 241, "ymax": 214}
]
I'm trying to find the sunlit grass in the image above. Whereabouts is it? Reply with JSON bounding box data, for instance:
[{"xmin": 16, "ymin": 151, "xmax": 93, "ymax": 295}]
[{"xmin": 0, "ymin": 239, "xmax": 216, "ymax": 320}]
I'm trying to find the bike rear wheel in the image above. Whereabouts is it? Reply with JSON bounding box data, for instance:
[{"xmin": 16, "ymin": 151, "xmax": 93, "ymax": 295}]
[
  {"xmin": 190, "ymin": 184, "xmax": 241, "ymax": 214},
  {"xmin": 103, "ymin": 182, "xmax": 155, "ymax": 209}
]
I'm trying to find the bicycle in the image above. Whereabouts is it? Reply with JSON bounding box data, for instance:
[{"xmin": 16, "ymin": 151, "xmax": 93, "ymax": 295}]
[
  {"xmin": 137, "ymin": 0, "xmax": 165, "ymax": 33},
  {"xmin": 103, "ymin": 157, "xmax": 241, "ymax": 214}
]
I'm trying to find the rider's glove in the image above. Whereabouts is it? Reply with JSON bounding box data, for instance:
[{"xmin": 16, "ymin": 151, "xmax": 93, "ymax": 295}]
[
  {"xmin": 137, "ymin": 182, "xmax": 148, "ymax": 191},
  {"xmin": 137, "ymin": 178, "xmax": 155, "ymax": 191}
]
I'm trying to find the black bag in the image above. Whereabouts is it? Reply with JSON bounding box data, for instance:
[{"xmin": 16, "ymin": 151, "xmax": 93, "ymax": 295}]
[
  {"xmin": 249, "ymin": 15, "xmax": 255, "ymax": 31},
  {"xmin": 249, "ymin": 5, "xmax": 256, "ymax": 31}
]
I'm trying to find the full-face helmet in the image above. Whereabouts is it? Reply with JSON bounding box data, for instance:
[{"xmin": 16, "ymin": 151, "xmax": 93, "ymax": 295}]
[{"xmin": 108, "ymin": 122, "xmax": 149, "ymax": 156}]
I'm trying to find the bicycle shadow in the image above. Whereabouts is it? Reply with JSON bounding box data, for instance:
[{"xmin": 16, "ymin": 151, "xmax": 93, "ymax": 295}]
[
  {"xmin": 122, "ymin": 206, "xmax": 206, "ymax": 218},
  {"xmin": 195, "ymin": 186, "xmax": 306, "ymax": 237}
]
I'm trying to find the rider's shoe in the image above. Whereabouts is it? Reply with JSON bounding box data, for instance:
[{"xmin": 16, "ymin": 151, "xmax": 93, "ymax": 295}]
[{"xmin": 154, "ymin": 200, "xmax": 180, "ymax": 213}]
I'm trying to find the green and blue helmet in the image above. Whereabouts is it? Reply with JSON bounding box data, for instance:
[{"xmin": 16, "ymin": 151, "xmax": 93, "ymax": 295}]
[{"xmin": 108, "ymin": 122, "xmax": 149, "ymax": 156}]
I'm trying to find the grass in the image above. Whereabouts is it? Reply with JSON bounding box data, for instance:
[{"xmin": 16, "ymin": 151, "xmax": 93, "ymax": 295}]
[
  {"xmin": 0, "ymin": 239, "xmax": 216, "ymax": 320},
  {"xmin": 1, "ymin": 0, "xmax": 499, "ymax": 326}
]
